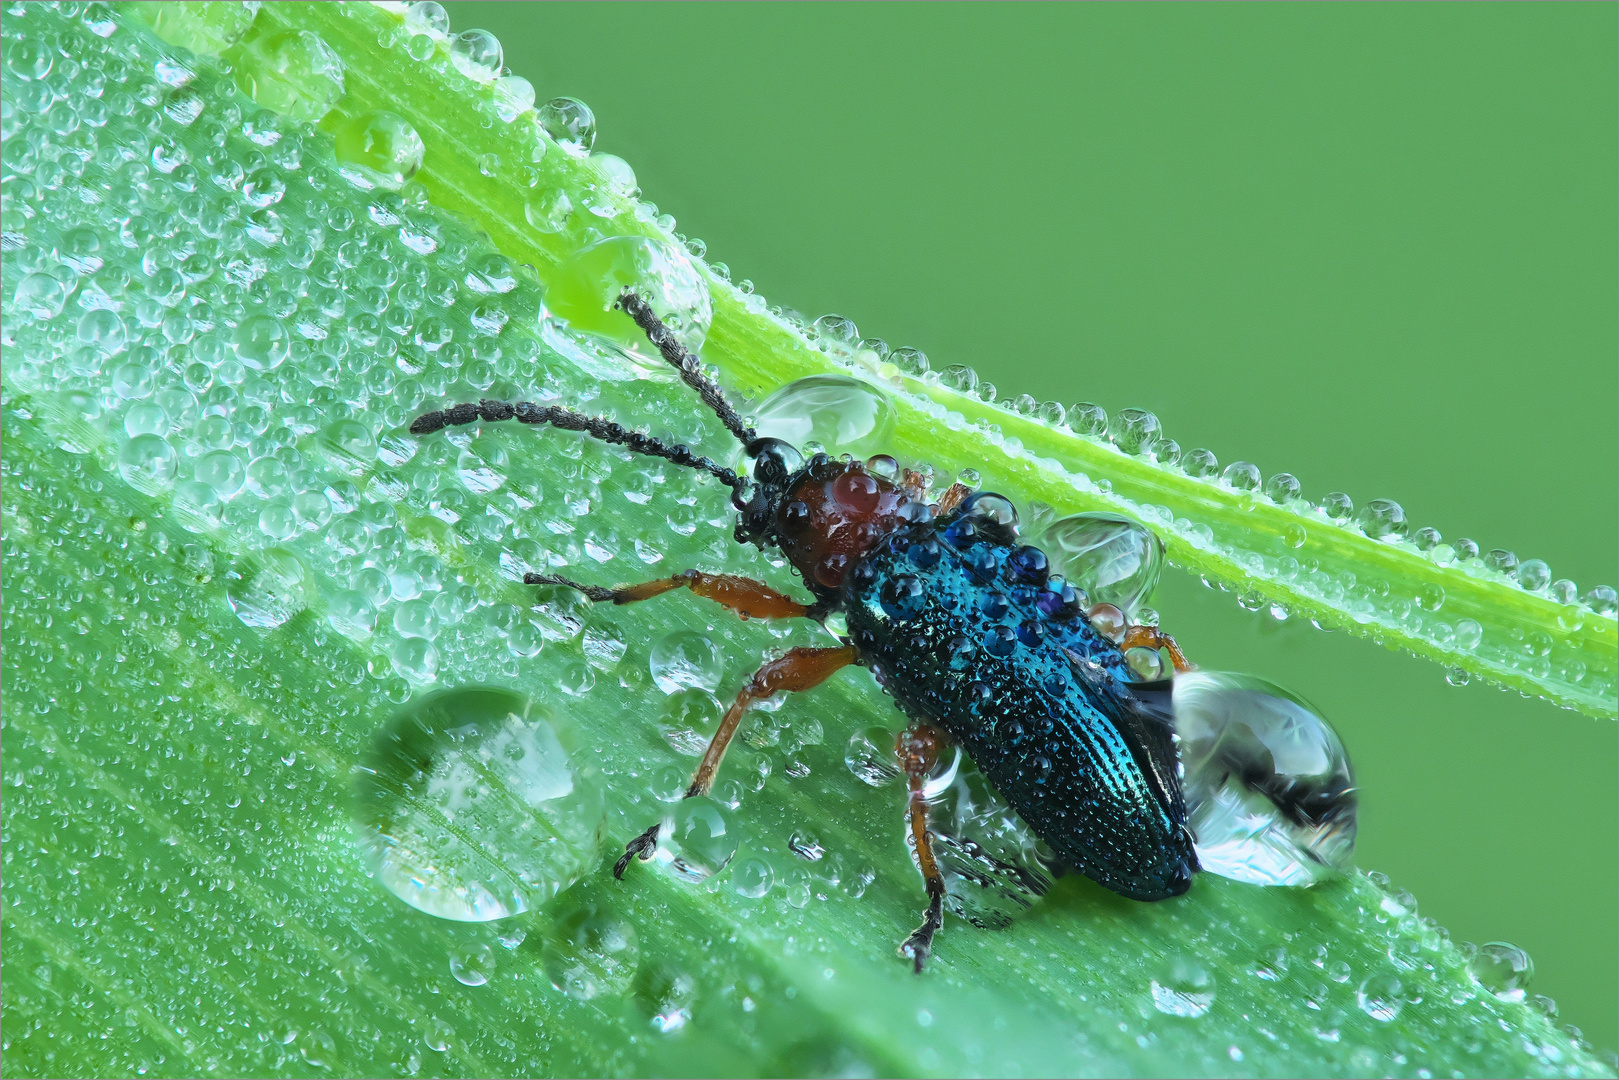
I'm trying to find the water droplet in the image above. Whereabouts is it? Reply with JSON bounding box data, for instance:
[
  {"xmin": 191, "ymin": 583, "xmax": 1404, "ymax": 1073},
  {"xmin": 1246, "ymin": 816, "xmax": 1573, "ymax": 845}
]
[
  {"xmin": 648, "ymin": 630, "xmax": 724, "ymax": 695},
  {"xmin": 668, "ymin": 797, "xmax": 738, "ymax": 881},
  {"xmin": 1125, "ymin": 645, "xmax": 1165, "ymax": 681},
  {"xmin": 352, "ymin": 688, "xmax": 604, "ymax": 921},
  {"xmin": 750, "ymin": 374, "xmax": 896, "ymax": 458},
  {"xmin": 543, "ymin": 236, "xmax": 711, "ymax": 376},
  {"xmin": 1357, "ymin": 973, "xmax": 1404, "ymax": 1021},
  {"xmin": 117, "ymin": 434, "xmax": 177, "ymax": 493},
  {"xmin": 1221, "ymin": 461, "xmax": 1262, "ymax": 492},
  {"xmin": 1150, "ymin": 956, "xmax": 1215, "ymax": 1018},
  {"xmin": 1040, "ymin": 512, "xmax": 1163, "ymax": 617},
  {"xmin": 448, "ymin": 942, "xmax": 496, "ymax": 986},
  {"xmin": 234, "ymin": 30, "xmax": 345, "ymax": 124},
  {"xmin": 658, "ymin": 688, "xmax": 722, "ymax": 756},
  {"xmin": 524, "ymin": 189, "xmax": 573, "ymax": 234},
  {"xmin": 1468, "ymin": 942, "xmax": 1533, "ymax": 1002},
  {"xmin": 1415, "ymin": 582, "xmax": 1445, "ymax": 612},
  {"xmin": 196, "ymin": 449, "xmax": 244, "ymax": 496},
  {"xmin": 787, "ymin": 831, "xmax": 825, "ymax": 861},
  {"xmin": 1445, "ymin": 666, "xmax": 1471, "ymax": 687},
  {"xmin": 14, "ymin": 273, "xmax": 68, "ymax": 320},
  {"xmin": 536, "ymin": 96, "xmax": 596, "ymax": 155},
  {"xmin": 448, "ymin": 29, "xmax": 502, "ymax": 83},
  {"xmin": 634, "ymin": 963, "xmax": 696, "ymax": 1033},
  {"xmin": 1175, "ymin": 671, "xmax": 1356, "ymax": 886},
  {"xmin": 1514, "ymin": 558, "xmax": 1551, "ymax": 593},
  {"xmin": 224, "ymin": 548, "xmax": 309, "ymax": 629},
  {"xmin": 333, "ymin": 111, "xmax": 425, "ymax": 191},
  {"xmin": 844, "ymin": 725, "xmax": 900, "ymax": 786},
  {"xmin": 132, "ymin": 0, "xmax": 261, "ymax": 55},
  {"xmin": 234, "ymin": 313, "xmax": 288, "ymax": 370},
  {"xmin": 542, "ymin": 903, "xmax": 638, "ymax": 1000},
  {"xmin": 1582, "ymin": 585, "xmax": 1617, "ymax": 615},
  {"xmin": 405, "ymin": 1, "xmax": 450, "ymax": 37},
  {"xmin": 422, "ymin": 1016, "xmax": 453, "ymax": 1053},
  {"xmin": 1354, "ymin": 499, "xmax": 1408, "ymax": 541},
  {"xmin": 455, "ymin": 434, "xmax": 508, "ymax": 494},
  {"xmin": 77, "ymin": 308, "xmax": 127, "ymax": 357},
  {"xmin": 1108, "ymin": 408, "xmax": 1160, "ymax": 455},
  {"xmin": 493, "ymin": 75, "xmax": 536, "ymax": 122},
  {"xmin": 298, "ymin": 1028, "xmax": 336, "ymax": 1070},
  {"xmin": 732, "ymin": 858, "xmax": 773, "ymax": 899}
]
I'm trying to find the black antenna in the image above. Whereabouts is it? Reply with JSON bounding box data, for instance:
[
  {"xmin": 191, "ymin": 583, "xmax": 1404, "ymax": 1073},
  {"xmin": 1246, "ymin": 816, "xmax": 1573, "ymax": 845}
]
[
  {"xmin": 409, "ymin": 400, "xmax": 745, "ymax": 490},
  {"xmin": 615, "ymin": 290, "xmax": 755, "ymax": 446}
]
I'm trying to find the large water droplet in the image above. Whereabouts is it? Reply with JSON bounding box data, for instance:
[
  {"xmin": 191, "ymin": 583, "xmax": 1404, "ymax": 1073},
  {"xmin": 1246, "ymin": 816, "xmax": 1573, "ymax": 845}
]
[
  {"xmin": 927, "ymin": 765, "xmax": 1052, "ymax": 929},
  {"xmin": 1150, "ymin": 956, "xmax": 1215, "ymax": 1018},
  {"xmin": 224, "ymin": 548, "xmax": 309, "ymax": 629},
  {"xmin": 129, "ymin": 0, "xmax": 261, "ymax": 56},
  {"xmin": 750, "ymin": 375, "xmax": 896, "ymax": 458},
  {"xmin": 542, "ymin": 236, "xmax": 711, "ymax": 380},
  {"xmin": 1040, "ymin": 512, "xmax": 1163, "ymax": 616},
  {"xmin": 353, "ymin": 688, "xmax": 604, "ymax": 921},
  {"xmin": 648, "ymin": 630, "xmax": 724, "ymax": 695},
  {"xmin": 1174, "ymin": 672, "xmax": 1356, "ymax": 886},
  {"xmin": 666, "ymin": 797, "xmax": 738, "ymax": 881},
  {"xmin": 234, "ymin": 30, "xmax": 345, "ymax": 124},
  {"xmin": 333, "ymin": 111, "xmax": 425, "ymax": 191},
  {"xmin": 1468, "ymin": 941, "xmax": 1533, "ymax": 1002},
  {"xmin": 542, "ymin": 903, "xmax": 638, "ymax": 1000},
  {"xmin": 77, "ymin": 308, "xmax": 127, "ymax": 357}
]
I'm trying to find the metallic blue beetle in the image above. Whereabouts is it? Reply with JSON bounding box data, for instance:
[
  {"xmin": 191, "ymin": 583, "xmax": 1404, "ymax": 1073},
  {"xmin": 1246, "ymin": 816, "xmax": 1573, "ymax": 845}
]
[{"xmin": 410, "ymin": 292, "xmax": 1197, "ymax": 970}]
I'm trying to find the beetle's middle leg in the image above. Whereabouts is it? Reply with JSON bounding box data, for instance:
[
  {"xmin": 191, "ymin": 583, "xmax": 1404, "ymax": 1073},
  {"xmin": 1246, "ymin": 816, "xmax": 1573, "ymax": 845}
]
[
  {"xmin": 613, "ymin": 645, "xmax": 858, "ymax": 879},
  {"xmin": 1119, "ymin": 625, "xmax": 1193, "ymax": 673},
  {"xmin": 896, "ymin": 722, "xmax": 951, "ymax": 973},
  {"xmin": 526, "ymin": 570, "xmax": 813, "ymax": 621}
]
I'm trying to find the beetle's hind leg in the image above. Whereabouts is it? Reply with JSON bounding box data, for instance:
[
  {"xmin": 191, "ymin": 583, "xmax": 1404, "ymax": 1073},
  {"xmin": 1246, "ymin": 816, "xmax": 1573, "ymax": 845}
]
[
  {"xmin": 1119, "ymin": 624, "xmax": 1193, "ymax": 673},
  {"xmin": 612, "ymin": 645, "xmax": 858, "ymax": 878},
  {"xmin": 896, "ymin": 723, "xmax": 951, "ymax": 973}
]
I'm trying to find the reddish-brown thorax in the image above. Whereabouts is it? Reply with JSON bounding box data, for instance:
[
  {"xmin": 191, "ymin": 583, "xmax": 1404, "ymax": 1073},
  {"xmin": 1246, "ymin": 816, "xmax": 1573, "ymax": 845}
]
[{"xmin": 774, "ymin": 460, "xmax": 922, "ymax": 591}]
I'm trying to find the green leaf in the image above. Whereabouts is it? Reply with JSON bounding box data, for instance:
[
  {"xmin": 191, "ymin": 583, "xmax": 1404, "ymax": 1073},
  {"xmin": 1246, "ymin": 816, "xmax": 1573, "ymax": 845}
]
[{"xmin": 2, "ymin": 3, "xmax": 1611, "ymax": 1078}]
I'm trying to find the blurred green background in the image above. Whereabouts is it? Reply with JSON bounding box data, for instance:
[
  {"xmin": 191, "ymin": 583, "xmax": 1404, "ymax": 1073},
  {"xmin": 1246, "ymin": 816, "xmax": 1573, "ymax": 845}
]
[{"xmin": 457, "ymin": 1, "xmax": 1617, "ymax": 1049}]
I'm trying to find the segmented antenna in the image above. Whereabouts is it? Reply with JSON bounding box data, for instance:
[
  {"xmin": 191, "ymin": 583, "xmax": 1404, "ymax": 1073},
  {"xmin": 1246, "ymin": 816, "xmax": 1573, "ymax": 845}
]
[
  {"xmin": 408, "ymin": 399, "xmax": 745, "ymax": 489},
  {"xmin": 615, "ymin": 290, "xmax": 756, "ymax": 446}
]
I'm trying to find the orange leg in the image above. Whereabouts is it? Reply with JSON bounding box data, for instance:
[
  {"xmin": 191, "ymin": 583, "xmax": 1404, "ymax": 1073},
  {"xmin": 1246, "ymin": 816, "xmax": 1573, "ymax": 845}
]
[
  {"xmin": 896, "ymin": 723, "xmax": 951, "ymax": 972},
  {"xmin": 527, "ymin": 569, "xmax": 810, "ymax": 621},
  {"xmin": 1119, "ymin": 624, "xmax": 1194, "ymax": 674},
  {"xmin": 613, "ymin": 645, "xmax": 858, "ymax": 879},
  {"xmin": 933, "ymin": 482, "xmax": 972, "ymax": 517}
]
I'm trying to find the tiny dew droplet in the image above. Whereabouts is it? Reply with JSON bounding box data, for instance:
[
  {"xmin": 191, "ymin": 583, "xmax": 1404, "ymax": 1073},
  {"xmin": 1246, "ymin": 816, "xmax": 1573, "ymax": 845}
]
[
  {"xmin": 1150, "ymin": 956, "xmax": 1215, "ymax": 1018},
  {"xmin": 225, "ymin": 548, "xmax": 309, "ymax": 629}
]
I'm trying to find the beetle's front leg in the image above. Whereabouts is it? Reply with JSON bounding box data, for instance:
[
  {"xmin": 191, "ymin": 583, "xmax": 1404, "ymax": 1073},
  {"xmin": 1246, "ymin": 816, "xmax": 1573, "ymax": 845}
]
[{"xmin": 896, "ymin": 722, "xmax": 951, "ymax": 973}]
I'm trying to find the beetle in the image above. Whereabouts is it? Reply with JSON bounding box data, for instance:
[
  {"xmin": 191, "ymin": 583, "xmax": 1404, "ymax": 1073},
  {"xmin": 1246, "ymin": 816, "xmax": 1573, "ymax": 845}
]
[{"xmin": 409, "ymin": 291, "xmax": 1199, "ymax": 971}]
